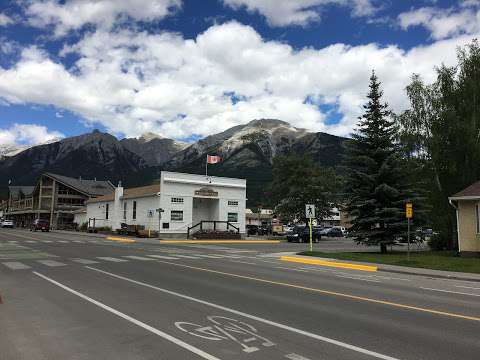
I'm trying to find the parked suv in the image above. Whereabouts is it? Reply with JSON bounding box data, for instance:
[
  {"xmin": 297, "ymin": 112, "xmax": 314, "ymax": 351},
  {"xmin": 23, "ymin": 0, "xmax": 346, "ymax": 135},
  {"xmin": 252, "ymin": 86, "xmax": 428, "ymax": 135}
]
[
  {"xmin": 30, "ymin": 219, "xmax": 50, "ymax": 232},
  {"xmin": 1, "ymin": 219, "xmax": 14, "ymax": 228},
  {"xmin": 287, "ymin": 226, "xmax": 322, "ymax": 243}
]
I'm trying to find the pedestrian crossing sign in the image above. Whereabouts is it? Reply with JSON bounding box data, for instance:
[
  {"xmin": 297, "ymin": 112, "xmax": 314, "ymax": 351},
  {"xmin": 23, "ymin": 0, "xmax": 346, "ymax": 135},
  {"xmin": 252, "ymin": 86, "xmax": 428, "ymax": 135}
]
[
  {"xmin": 305, "ymin": 204, "xmax": 315, "ymax": 219},
  {"xmin": 406, "ymin": 203, "xmax": 413, "ymax": 219}
]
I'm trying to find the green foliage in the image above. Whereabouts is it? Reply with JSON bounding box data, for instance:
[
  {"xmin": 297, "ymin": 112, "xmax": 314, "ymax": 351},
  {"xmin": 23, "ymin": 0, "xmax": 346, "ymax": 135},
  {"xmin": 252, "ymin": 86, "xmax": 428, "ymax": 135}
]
[
  {"xmin": 79, "ymin": 222, "xmax": 88, "ymax": 231},
  {"xmin": 428, "ymin": 233, "xmax": 449, "ymax": 251},
  {"xmin": 344, "ymin": 71, "xmax": 419, "ymax": 252},
  {"xmin": 269, "ymin": 154, "xmax": 338, "ymax": 222},
  {"xmin": 95, "ymin": 226, "xmax": 112, "ymax": 232},
  {"xmin": 397, "ymin": 39, "xmax": 480, "ymax": 249}
]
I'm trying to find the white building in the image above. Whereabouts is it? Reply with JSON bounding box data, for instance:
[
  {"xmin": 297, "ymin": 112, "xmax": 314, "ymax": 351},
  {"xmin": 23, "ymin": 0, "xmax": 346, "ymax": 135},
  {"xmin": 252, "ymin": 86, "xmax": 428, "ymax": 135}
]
[{"xmin": 86, "ymin": 171, "xmax": 246, "ymax": 238}]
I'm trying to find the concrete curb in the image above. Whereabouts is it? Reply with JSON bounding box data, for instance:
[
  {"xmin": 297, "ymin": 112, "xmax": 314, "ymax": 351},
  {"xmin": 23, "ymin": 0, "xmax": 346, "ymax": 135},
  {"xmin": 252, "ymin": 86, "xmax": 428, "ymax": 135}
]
[
  {"xmin": 159, "ymin": 240, "xmax": 281, "ymax": 244},
  {"xmin": 280, "ymin": 256, "xmax": 378, "ymax": 272},
  {"xmin": 295, "ymin": 254, "xmax": 480, "ymax": 282}
]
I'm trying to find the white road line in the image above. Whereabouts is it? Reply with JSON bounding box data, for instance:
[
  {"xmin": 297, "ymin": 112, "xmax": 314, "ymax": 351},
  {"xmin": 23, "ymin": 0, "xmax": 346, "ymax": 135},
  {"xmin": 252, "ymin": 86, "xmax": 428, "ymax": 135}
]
[
  {"xmin": 336, "ymin": 275, "xmax": 381, "ymax": 283},
  {"xmin": 33, "ymin": 272, "xmax": 222, "ymax": 360},
  {"xmin": 8, "ymin": 241, "xmax": 18, "ymax": 244},
  {"xmin": 420, "ymin": 287, "xmax": 480, "ymax": 297},
  {"xmin": 25, "ymin": 240, "xmax": 36, "ymax": 244},
  {"xmin": 71, "ymin": 258, "xmax": 99, "ymax": 265},
  {"xmin": 96, "ymin": 257, "xmax": 129, "ymax": 263},
  {"xmin": 73, "ymin": 240, "xmax": 83, "ymax": 243},
  {"xmin": 86, "ymin": 266, "xmax": 399, "ymax": 360},
  {"xmin": 275, "ymin": 267, "xmax": 308, "ymax": 273},
  {"xmin": 37, "ymin": 260, "xmax": 66, "ymax": 267},
  {"xmin": 41, "ymin": 240, "xmax": 53, "ymax": 243},
  {"xmin": 123, "ymin": 255, "xmax": 155, "ymax": 261},
  {"xmin": 455, "ymin": 285, "xmax": 480, "ymax": 290},
  {"xmin": 2, "ymin": 261, "xmax": 31, "ymax": 270},
  {"xmin": 285, "ymin": 353, "xmax": 312, "ymax": 360},
  {"xmin": 173, "ymin": 255, "xmax": 201, "ymax": 259},
  {"xmin": 147, "ymin": 255, "xmax": 180, "ymax": 260},
  {"xmin": 58, "ymin": 240, "xmax": 68, "ymax": 244},
  {"xmin": 194, "ymin": 254, "xmax": 224, "ymax": 259},
  {"xmin": 229, "ymin": 260, "xmax": 259, "ymax": 266}
]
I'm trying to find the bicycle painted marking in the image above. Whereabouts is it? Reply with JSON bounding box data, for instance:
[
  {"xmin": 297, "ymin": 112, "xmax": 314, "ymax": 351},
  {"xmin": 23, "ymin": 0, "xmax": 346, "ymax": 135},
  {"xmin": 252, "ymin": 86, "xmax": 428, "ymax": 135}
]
[{"xmin": 175, "ymin": 316, "xmax": 275, "ymax": 353}]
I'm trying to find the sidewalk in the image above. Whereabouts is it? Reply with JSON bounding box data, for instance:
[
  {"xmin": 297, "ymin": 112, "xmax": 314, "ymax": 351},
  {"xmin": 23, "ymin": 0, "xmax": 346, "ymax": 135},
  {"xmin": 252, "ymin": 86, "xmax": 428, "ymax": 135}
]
[{"xmin": 286, "ymin": 254, "xmax": 480, "ymax": 282}]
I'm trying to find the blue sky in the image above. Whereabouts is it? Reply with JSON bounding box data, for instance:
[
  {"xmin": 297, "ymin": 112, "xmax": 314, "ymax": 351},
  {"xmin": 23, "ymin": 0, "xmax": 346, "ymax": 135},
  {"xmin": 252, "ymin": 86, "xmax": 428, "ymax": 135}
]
[{"xmin": 0, "ymin": 0, "xmax": 479, "ymax": 147}]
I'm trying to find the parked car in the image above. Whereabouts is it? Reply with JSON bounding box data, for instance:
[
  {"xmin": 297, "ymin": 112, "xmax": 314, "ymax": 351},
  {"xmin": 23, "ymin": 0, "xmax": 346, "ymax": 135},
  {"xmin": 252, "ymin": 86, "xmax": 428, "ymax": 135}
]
[
  {"xmin": 30, "ymin": 219, "xmax": 50, "ymax": 232},
  {"xmin": 246, "ymin": 224, "xmax": 259, "ymax": 236},
  {"xmin": 325, "ymin": 227, "xmax": 344, "ymax": 237},
  {"xmin": 287, "ymin": 226, "xmax": 322, "ymax": 243},
  {"xmin": 319, "ymin": 226, "xmax": 332, "ymax": 235},
  {"xmin": 1, "ymin": 219, "xmax": 14, "ymax": 228}
]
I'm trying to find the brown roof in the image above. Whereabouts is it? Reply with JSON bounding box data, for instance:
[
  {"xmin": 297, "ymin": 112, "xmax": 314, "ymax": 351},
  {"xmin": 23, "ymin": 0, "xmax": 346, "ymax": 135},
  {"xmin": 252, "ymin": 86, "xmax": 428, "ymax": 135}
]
[
  {"xmin": 87, "ymin": 184, "xmax": 160, "ymax": 203},
  {"xmin": 452, "ymin": 180, "xmax": 480, "ymax": 198}
]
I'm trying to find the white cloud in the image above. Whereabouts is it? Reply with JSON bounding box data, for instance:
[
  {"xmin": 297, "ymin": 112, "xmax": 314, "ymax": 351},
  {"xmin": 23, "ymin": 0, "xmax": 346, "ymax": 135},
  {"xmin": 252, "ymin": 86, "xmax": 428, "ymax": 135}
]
[
  {"xmin": 398, "ymin": 2, "xmax": 480, "ymax": 40},
  {"xmin": 0, "ymin": 21, "xmax": 477, "ymax": 140},
  {"xmin": 25, "ymin": 0, "xmax": 182, "ymax": 36},
  {"xmin": 0, "ymin": 13, "xmax": 14, "ymax": 26},
  {"xmin": 0, "ymin": 123, "xmax": 64, "ymax": 146},
  {"xmin": 222, "ymin": 0, "xmax": 378, "ymax": 27}
]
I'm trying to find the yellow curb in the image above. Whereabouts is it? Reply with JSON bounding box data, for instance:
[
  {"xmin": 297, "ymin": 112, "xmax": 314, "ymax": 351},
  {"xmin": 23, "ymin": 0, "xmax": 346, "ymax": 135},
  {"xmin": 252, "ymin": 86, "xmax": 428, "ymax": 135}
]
[
  {"xmin": 106, "ymin": 236, "xmax": 136, "ymax": 243},
  {"xmin": 159, "ymin": 240, "xmax": 281, "ymax": 244},
  {"xmin": 280, "ymin": 256, "xmax": 377, "ymax": 272}
]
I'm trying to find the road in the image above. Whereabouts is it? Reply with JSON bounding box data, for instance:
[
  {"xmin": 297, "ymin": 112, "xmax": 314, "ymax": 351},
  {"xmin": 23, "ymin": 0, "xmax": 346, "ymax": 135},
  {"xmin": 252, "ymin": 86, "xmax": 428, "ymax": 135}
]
[{"xmin": 0, "ymin": 228, "xmax": 479, "ymax": 360}]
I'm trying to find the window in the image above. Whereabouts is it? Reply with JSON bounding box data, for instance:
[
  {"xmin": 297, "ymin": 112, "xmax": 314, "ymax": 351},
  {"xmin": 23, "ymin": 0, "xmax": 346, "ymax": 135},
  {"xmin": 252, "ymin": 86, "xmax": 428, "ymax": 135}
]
[
  {"xmin": 476, "ymin": 204, "xmax": 480, "ymax": 234},
  {"xmin": 228, "ymin": 200, "xmax": 238, "ymax": 206},
  {"xmin": 162, "ymin": 222, "xmax": 169, "ymax": 229},
  {"xmin": 123, "ymin": 202, "xmax": 127, "ymax": 220},
  {"xmin": 132, "ymin": 201, "xmax": 137, "ymax": 220},
  {"xmin": 171, "ymin": 210, "xmax": 183, "ymax": 221},
  {"xmin": 105, "ymin": 203, "xmax": 109, "ymax": 220},
  {"xmin": 171, "ymin": 197, "xmax": 184, "ymax": 204},
  {"xmin": 228, "ymin": 212, "xmax": 238, "ymax": 222}
]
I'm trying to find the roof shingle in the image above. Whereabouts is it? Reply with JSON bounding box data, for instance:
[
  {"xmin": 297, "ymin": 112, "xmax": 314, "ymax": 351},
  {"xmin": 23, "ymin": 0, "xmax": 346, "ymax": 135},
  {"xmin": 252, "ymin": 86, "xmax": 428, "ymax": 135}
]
[
  {"xmin": 87, "ymin": 184, "xmax": 160, "ymax": 203},
  {"xmin": 452, "ymin": 180, "xmax": 480, "ymax": 198}
]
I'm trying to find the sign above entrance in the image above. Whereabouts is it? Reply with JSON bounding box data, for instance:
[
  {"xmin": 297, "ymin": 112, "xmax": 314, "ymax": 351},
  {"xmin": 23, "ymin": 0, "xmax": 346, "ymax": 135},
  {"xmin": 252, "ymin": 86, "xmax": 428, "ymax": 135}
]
[{"xmin": 194, "ymin": 187, "xmax": 218, "ymax": 197}]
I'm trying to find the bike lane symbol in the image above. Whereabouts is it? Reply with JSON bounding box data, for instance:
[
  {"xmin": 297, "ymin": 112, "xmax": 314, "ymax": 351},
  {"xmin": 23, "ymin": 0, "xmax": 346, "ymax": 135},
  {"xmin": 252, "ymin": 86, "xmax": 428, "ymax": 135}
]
[{"xmin": 175, "ymin": 316, "xmax": 276, "ymax": 354}]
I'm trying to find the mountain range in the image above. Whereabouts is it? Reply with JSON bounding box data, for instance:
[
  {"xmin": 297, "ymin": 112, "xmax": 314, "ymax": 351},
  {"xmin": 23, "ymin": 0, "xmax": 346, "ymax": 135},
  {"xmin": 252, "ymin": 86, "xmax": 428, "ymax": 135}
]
[{"xmin": 0, "ymin": 119, "xmax": 347, "ymax": 206}]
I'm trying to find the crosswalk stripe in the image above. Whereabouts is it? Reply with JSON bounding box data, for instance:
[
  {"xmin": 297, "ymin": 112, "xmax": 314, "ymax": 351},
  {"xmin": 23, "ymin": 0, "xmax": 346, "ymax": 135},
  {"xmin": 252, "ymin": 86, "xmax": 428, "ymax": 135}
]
[
  {"xmin": 123, "ymin": 255, "xmax": 155, "ymax": 261},
  {"xmin": 173, "ymin": 254, "xmax": 200, "ymax": 259},
  {"xmin": 41, "ymin": 240, "xmax": 53, "ymax": 243},
  {"xmin": 147, "ymin": 255, "xmax": 180, "ymax": 260},
  {"xmin": 2, "ymin": 261, "xmax": 31, "ymax": 270},
  {"xmin": 8, "ymin": 241, "xmax": 18, "ymax": 244},
  {"xmin": 26, "ymin": 240, "xmax": 35, "ymax": 244},
  {"xmin": 97, "ymin": 257, "xmax": 128, "ymax": 262},
  {"xmin": 73, "ymin": 240, "xmax": 83, "ymax": 243},
  {"xmin": 37, "ymin": 260, "xmax": 66, "ymax": 267},
  {"xmin": 58, "ymin": 240, "xmax": 68, "ymax": 243},
  {"xmin": 71, "ymin": 258, "xmax": 99, "ymax": 265}
]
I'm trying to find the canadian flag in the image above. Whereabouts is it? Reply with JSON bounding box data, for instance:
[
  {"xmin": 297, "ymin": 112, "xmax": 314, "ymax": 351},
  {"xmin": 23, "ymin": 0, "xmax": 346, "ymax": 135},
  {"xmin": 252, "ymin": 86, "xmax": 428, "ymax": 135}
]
[{"xmin": 207, "ymin": 155, "xmax": 221, "ymax": 164}]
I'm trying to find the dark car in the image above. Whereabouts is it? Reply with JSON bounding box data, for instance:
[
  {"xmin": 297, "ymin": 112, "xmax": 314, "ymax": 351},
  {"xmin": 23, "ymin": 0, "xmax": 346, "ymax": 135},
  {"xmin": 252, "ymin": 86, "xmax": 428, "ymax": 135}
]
[
  {"xmin": 246, "ymin": 224, "xmax": 259, "ymax": 236},
  {"xmin": 287, "ymin": 226, "xmax": 322, "ymax": 243},
  {"xmin": 30, "ymin": 219, "xmax": 50, "ymax": 232},
  {"xmin": 326, "ymin": 227, "xmax": 344, "ymax": 237}
]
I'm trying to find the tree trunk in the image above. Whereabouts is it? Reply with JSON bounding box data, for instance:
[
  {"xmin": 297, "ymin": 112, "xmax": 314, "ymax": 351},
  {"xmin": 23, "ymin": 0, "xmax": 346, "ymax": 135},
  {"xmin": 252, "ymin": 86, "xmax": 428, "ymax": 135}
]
[{"xmin": 380, "ymin": 243, "xmax": 387, "ymax": 254}]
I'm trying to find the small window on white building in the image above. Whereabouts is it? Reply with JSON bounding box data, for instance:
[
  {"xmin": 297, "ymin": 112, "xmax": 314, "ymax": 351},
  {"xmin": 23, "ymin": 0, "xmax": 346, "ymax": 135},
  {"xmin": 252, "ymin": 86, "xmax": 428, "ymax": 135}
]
[
  {"xmin": 228, "ymin": 200, "xmax": 238, "ymax": 206},
  {"xmin": 171, "ymin": 197, "xmax": 184, "ymax": 204},
  {"xmin": 171, "ymin": 210, "xmax": 183, "ymax": 221},
  {"xmin": 228, "ymin": 212, "xmax": 238, "ymax": 222},
  {"xmin": 105, "ymin": 203, "xmax": 109, "ymax": 220},
  {"xmin": 123, "ymin": 202, "xmax": 127, "ymax": 220}
]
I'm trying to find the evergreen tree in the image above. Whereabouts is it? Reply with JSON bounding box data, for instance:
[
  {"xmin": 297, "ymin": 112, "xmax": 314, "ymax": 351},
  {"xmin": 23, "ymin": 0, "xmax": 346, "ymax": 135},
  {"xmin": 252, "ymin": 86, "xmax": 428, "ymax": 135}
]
[{"xmin": 344, "ymin": 71, "xmax": 411, "ymax": 253}]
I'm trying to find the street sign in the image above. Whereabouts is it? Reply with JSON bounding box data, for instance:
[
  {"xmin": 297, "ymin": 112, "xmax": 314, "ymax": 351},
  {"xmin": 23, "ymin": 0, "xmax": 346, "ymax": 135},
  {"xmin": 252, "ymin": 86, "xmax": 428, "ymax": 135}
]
[
  {"xmin": 305, "ymin": 204, "xmax": 315, "ymax": 219},
  {"xmin": 406, "ymin": 203, "xmax": 413, "ymax": 219}
]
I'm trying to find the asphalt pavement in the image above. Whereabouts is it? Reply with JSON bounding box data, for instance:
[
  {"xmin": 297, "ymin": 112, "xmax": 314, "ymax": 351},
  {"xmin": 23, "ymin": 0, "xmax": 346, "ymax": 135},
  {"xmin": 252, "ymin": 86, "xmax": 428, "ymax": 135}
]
[{"xmin": 1, "ymin": 228, "xmax": 479, "ymax": 360}]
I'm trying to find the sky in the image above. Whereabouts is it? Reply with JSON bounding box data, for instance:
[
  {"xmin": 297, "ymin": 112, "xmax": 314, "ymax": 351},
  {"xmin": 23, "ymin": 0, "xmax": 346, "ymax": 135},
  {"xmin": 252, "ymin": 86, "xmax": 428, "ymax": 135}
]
[{"xmin": 0, "ymin": 0, "xmax": 479, "ymax": 147}]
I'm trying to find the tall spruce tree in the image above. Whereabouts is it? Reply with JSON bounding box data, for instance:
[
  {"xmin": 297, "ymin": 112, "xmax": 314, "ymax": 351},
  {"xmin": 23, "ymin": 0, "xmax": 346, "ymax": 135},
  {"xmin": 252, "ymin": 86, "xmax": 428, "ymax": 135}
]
[{"xmin": 344, "ymin": 71, "xmax": 410, "ymax": 253}]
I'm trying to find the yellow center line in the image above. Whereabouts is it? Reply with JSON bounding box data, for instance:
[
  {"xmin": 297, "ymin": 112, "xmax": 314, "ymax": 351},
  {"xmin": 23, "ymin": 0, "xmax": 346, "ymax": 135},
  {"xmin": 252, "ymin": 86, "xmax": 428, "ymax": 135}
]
[{"xmin": 151, "ymin": 259, "xmax": 480, "ymax": 322}]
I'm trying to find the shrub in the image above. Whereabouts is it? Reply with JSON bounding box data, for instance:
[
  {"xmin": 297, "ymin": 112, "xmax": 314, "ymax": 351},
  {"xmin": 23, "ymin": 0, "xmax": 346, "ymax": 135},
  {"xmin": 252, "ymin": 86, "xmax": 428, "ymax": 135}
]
[
  {"xmin": 80, "ymin": 222, "xmax": 88, "ymax": 231},
  {"xmin": 428, "ymin": 233, "xmax": 448, "ymax": 251}
]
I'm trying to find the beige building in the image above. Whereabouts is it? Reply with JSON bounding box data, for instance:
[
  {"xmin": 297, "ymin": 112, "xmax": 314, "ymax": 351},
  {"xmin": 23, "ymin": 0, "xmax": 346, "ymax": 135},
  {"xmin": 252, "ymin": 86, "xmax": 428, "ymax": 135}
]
[{"xmin": 449, "ymin": 181, "xmax": 480, "ymax": 255}]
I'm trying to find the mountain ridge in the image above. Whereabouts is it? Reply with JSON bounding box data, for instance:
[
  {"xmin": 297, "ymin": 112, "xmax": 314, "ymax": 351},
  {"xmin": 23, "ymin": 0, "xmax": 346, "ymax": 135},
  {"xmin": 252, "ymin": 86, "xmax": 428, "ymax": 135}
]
[{"xmin": 0, "ymin": 119, "xmax": 347, "ymax": 205}]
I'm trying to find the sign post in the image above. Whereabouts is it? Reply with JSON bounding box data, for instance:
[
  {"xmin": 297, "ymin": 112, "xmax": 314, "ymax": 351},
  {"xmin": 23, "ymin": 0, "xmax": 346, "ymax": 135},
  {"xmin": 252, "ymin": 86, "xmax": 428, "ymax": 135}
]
[
  {"xmin": 305, "ymin": 204, "xmax": 315, "ymax": 252},
  {"xmin": 406, "ymin": 202, "xmax": 413, "ymax": 261},
  {"xmin": 156, "ymin": 208, "xmax": 164, "ymax": 239},
  {"xmin": 147, "ymin": 209, "xmax": 154, "ymax": 237}
]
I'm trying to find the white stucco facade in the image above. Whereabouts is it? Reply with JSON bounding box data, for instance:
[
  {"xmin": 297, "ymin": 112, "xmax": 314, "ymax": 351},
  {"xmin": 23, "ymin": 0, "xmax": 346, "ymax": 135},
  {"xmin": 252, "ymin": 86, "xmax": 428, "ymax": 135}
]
[{"xmin": 85, "ymin": 171, "xmax": 246, "ymax": 237}]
